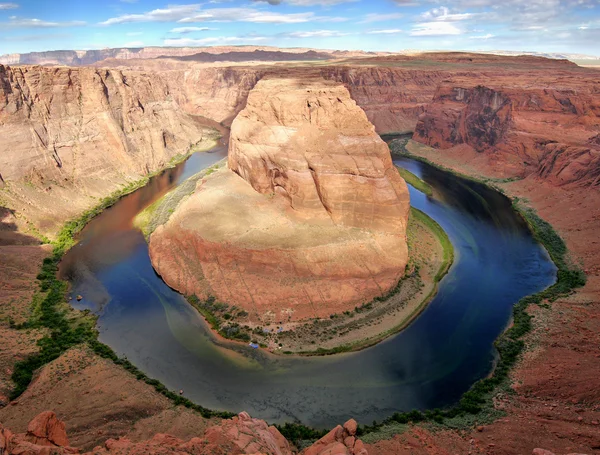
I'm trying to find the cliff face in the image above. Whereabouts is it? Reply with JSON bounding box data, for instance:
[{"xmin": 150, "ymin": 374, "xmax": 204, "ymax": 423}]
[
  {"xmin": 167, "ymin": 65, "xmax": 447, "ymax": 133},
  {"xmin": 228, "ymin": 78, "xmax": 409, "ymax": 232},
  {"xmin": 320, "ymin": 66, "xmax": 448, "ymax": 134},
  {"xmin": 0, "ymin": 64, "xmax": 214, "ymax": 234},
  {"xmin": 413, "ymin": 77, "xmax": 600, "ymax": 187},
  {"xmin": 148, "ymin": 78, "xmax": 409, "ymax": 322}
]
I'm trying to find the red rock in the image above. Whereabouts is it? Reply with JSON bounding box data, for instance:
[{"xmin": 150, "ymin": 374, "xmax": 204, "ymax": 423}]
[
  {"xmin": 343, "ymin": 419, "xmax": 358, "ymax": 437},
  {"xmin": 532, "ymin": 450, "xmax": 556, "ymax": 455},
  {"xmin": 26, "ymin": 411, "xmax": 70, "ymax": 447},
  {"xmin": 413, "ymin": 78, "xmax": 600, "ymax": 188},
  {"xmin": 148, "ymin": 78, "xmax": 410, "ymax": 322}
]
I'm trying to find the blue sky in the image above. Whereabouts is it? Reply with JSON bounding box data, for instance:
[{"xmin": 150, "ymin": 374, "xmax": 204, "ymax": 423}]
[{"xmin": 1, "ymin": 0, "xmax": 599, "ymax": 55}]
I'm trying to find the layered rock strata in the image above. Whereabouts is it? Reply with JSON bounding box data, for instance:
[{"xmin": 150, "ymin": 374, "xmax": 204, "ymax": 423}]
[
  {"xmin": 148, "ymin": 78, "xmax": 410, "ymax": 321},
  {"xmin": 0, "ymin": 64, "xmax": 215, "ymax": 234},
  {"xmin": 413, "ymin": 78, "xmax": 600, "ymax": 187}
]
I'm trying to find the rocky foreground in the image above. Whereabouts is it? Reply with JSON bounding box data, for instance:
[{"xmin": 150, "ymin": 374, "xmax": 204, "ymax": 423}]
[
  {"xmin": 0, "ymin": 410, "xmax": 367, "ymax": 455},
  {"xmin": 147, "ymin": 77, "xmax": 410, "ymax": 321}
]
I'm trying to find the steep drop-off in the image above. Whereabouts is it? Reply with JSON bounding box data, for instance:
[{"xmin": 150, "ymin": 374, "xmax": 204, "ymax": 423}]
[
  {"xmin": 147, "ymin": 77, "xmax": 410, "ymax": 322},
  {"xmin": 0, "ymin": 64, "xmax": 216, "ymax": 234},
  {"xmin": 413, "ymin": 77, "xmax": 600, "ymax": 186}
]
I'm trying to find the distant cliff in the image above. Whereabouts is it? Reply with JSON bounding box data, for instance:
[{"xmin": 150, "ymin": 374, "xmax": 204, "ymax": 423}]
[
  {"xmin": 413, "ymin": 77, "xmax": 600, "ymax": 187},
  {"xmin": 0, "ymin": 46, "xmax": 380, "ymax": 66}
]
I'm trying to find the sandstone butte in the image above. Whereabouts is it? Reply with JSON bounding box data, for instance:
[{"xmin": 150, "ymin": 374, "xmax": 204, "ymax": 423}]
[
  {"xmin": 0, "ymin": 410, "xmax": 368, "ymax": 455},
  {"xmin": 147, "ymin": 77, "xmax": 410, "ymax": 321}
]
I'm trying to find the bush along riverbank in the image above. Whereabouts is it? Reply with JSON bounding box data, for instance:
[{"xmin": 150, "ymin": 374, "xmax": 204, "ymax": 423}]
[
  {"xmin": 397, "ymin": 166, "xmax": 434, "ymax": 197},
  {"xmin": 350, "ymin": 139, "xmax": 588, "ymax": 438},
  {"xmin": 9, "ymin": 141, "xmax": 235, "ymax": 419}
]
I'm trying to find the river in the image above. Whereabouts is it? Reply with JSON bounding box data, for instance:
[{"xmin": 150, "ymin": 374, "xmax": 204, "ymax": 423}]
[{"xmin": 59, "ymin": 143, "xmax": 556, "ymax": 428}]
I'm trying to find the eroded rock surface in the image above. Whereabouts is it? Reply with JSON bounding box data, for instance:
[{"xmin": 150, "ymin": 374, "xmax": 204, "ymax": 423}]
[
  {"xmin": 1, "ymin": 412, "xmax": 370, "ymax": 455},
  {"xmin": 413, "ymin": 77, "xmax": 600, "ymax": 187},
  {"xmin": 148, "ymin": 77, "xmax": 409, "ymax": 322},
  {"xmin": 0, "ymin": 64, "xmax": 215, "ymax": 235}
]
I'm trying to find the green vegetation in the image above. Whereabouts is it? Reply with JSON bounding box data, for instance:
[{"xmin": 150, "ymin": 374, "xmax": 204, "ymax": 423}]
[
  {"xmin": 396, "ymin": 166, "xmax": 434, "ymax": 197},
  {"xmin": 10, "ymin": 143, "xmax": 235, "ymax": 419},
  {"xmin": 187, "ymin": 295, "xmax": 253, "ymax": 343},
  {"xmin": 410, "ymin": 208, "xmax": 453, "ymax": 281},
  {"xmin": 353, "ymin": 138, "xmax": 588, "ymax": 440},
  {"xmin": 134, "ymin": 159, "xmax": 226, "ymax": 238},
  {"xmin": 275, "ymin": 422, "xmax": 327, "ymax": 447}
]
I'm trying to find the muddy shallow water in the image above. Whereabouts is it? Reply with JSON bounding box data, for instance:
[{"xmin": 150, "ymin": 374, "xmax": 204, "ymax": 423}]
[{"xmin": 60, "ymin": 145, "xmax": 556, "ymax": 428}]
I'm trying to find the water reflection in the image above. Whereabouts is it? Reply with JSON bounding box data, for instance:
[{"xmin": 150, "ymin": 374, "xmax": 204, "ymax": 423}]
[{"xmin": 60, "ymin": 145, "xmax": 556, "ymax": 428}]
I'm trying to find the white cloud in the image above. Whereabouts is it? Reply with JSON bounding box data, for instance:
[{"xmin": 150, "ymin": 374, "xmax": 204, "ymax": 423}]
[
  {"xmin": 410, "ymin": 21, "xmax": 463, "ymax": 36},
  {"xmin": 284, "ymin": 29, "xmax": 350, "ymax": 38},
  {"xmin": 252, "ymin": 0, "xmax": 355, "ymax": 5},
  {"xmin": 178, "ymin": 8, "xmax": 317, "ymax": 24},
  {"xmin": 469, "ymin": 33, "xmax": 494, "ymax": 39},
  {"xmin": 367, "ymin": 29, "xmax": 403, "ymax": 34},
  {"xmin": 287, "ymin": 0, "xmax": 354, "ymax": 4},
  {"xmin": 170, "ymin": 26, "xmax": 214, "ymax": 33},
  {"xmin": 0, "ymin": 3, "xmax": 18, "ymax": 9},
  {"xmin": 124, "ymin": 40, "xmax": 144, "ymax": 47},
  {"xmin": 420, "ymin": 6, "xmax": 474, "ymax": 22},
  {"xmin": 3, "ymin": 17, "xmax": 86, "ymax": 27},
  {"xmin": 359, "ymin": 13, "xmax": 404, "ymax": 23},
  {"xmin": 163, "ymin": 35, "xmax": 268, "ymax": 46},
  {"xmin": 101, "ymin": 5, "xmax": 343, "ymax": 26},
  {"xmin": 100, "ymin": 5, "xmax": 200, "ymax": 25}
]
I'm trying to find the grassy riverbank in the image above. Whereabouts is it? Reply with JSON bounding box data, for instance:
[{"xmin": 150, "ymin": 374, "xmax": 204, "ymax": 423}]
[
  {"xmin": 9, "ymin": 139, "xmax": 235, "ymax": 420},
  {"xmin": 397, "ymin": 166, "xmax": 434, "ymax": 197},
  {"xmin": 354, "ymin": 139, "xmax": 587, "ymax": 440}
]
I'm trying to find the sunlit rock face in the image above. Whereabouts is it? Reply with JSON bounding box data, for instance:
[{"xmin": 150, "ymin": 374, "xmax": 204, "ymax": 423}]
[{"xmin": 148, "ymin": 77, "xmax": 410, "ymax": 322}]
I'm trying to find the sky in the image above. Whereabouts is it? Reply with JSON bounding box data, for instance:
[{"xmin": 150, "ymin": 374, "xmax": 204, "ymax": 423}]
[{"xmin": 0, "ymin": 0, "xmax": 599, "ymax": 56}]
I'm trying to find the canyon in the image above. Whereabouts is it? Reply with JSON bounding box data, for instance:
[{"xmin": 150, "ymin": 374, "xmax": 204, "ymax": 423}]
[{"xmin": 0, "ymin": 48, "xmax": 599, "ymax": 455}]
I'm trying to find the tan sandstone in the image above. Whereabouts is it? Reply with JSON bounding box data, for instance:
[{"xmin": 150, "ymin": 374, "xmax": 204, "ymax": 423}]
[{"xmin": 147, "ymin": 77, "xmax": 409, "ymax": 322}]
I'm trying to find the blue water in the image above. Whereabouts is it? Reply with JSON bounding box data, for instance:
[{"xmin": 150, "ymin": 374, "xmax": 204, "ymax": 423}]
[{"xmin": 60, "ymin": 145, "xmax": 556, "ymax": 428}]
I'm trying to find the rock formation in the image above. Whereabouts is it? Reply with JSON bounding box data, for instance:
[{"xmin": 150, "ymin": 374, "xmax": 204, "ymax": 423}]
[
  {"xmin": 0, "ymin": 411, "xmax": 369, "ymax": 455},
  {"xmin": 0, "ymin": 411, "xmax": 79, "ymax": 454},
  {"xmin": 413, "ymin": 77, "xmax": 600, "ymax": 187},
  {"xmin": 147, "ymin": 77, "xmax": 410, "ymax": 321}
]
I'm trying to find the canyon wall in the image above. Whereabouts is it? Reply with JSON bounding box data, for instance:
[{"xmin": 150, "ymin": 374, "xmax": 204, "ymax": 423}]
[
  {"xmin": 0, "ymin": 64, "xmax": 215, "ymax": 234},
  {"xmin": 147, "ymin": 77, "xmax": 410, "ymax": 322},
  {"xmin": 0, "ymin": 60, "xmax": 438, "ymax": 237},
  {"xmin": 156, "ymin": 64, "xmax": 448, "ymax": 133},
  {"xmin": 413, "ymin": 77, "xmax": 600, "ymax": 187}
]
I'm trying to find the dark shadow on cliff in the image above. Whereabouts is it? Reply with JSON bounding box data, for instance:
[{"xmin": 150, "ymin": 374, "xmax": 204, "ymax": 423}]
[{"xmin": 0, "ymin": 207, "xmax": 43, "ymax": 246}]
